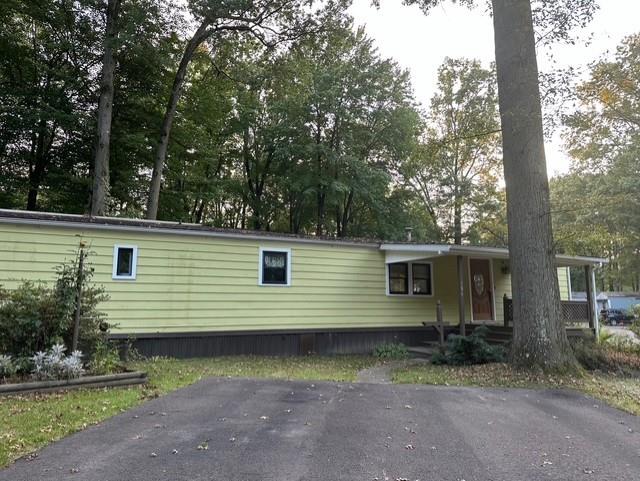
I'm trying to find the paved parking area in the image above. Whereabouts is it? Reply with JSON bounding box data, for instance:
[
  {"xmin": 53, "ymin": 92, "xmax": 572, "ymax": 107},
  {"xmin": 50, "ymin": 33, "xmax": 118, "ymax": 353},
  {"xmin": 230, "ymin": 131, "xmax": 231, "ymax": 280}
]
[{"xmin": 1, "ymin": 377, "xmax": 639, "ymax": 481}]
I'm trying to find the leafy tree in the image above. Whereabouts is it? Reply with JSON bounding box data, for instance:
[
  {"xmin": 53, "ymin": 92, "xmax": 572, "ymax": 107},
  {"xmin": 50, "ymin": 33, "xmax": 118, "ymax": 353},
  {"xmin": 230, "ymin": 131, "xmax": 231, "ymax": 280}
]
[
  {"xmin": 145, "ymin": 0, "xmax": 341, "ymax": 220},
  {"xmin": 403, "ymin": 0, "xmax": 599, "ymax": 369},
  {"xmin": 561, "ymin": 33, "xmax": 640, "ymax": 292},
  {"xmin": 0, "ymin": 0, "xmax": 101, "ymax": 211},
  {"xmin": 402, "ymin": 58, "xmax": 501, "ymax": 245}
]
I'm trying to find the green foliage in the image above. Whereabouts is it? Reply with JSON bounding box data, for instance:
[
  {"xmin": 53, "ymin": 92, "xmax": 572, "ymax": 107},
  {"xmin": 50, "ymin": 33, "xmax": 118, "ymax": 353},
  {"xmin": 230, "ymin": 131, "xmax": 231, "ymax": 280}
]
[
  {"xmin": 631, "ymin": 321, "xmax": 640, "ymax": 339},
  {"xmin": 400, "ymin": 57, "xmax": 502, "ymax": 244},
  {"xmin": 432, "ymin": 326, "xmax": 505, "ymax": 366},
  {"xmin": 631, "ymin": 307, "xmax": 640, "ymax": 337},
  {"xmin": 0, "ymin": 282, "xmax": 71, "ymax": 359},
  {"xmin": 88, "ymin": 340, "xmax": 122, "ymax": 375},
  {"xmin": 560, "ymin": 34, "xmax": 640, "ymax": 292},
  {"xmin": 572, "ymin": 337, "xmax": 640, "ymax": 374},
  {"xmin": 0, "ymin": 355, "xmax": 16, "ymax": 380},
  {"xmin": 373, "ymin": 342, "xmax": 409, "ymax": 360},
  {"xmin": 0, "ymin": 247, "xmax": 109, "ymax": 362}
]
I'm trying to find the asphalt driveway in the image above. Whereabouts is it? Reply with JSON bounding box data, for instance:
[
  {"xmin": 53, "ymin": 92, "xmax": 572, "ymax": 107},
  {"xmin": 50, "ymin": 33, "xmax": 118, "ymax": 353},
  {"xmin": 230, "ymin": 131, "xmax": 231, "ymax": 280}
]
[{"xmin": 1, "ymin": 378, "xmax": 639, "ymax": 481}]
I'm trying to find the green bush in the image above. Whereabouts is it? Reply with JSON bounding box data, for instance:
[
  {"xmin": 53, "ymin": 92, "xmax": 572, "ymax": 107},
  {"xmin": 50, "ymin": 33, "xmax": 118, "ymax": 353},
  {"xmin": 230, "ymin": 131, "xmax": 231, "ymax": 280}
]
[
  {"xmin": 432, "ymin": 326, "xmax": 505, "ymax": 365},
  {"xmin": 572, "ymin": 338, "xmax": 640, "ymax": 373},
  {"xmin": 88, "ymin": 340, "xmax": 122, "ymax": 375},
  {"xmin": 0, "ymin": 246, "xmax": 109, "ymax": 365},
  {"xmin": 374, "ymin": 342, "xmax": 409, "ymax": 360},
  {"xmin": 630, "ymin": 307, "xmax": 640, "ymax": 337},
  {"xmin": 572, "ymin": 339, "xmax": 613, "ymax": 371},
  {"xmin": 0, "ymin": 354, "xmax": 16, "ymax": 381}
]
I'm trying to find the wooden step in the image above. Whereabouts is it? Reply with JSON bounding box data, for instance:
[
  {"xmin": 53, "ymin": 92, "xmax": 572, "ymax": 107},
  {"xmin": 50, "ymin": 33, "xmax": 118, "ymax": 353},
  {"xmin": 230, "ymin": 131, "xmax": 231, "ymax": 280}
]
[{"xmin": 407, "ymin": 346, "xmax": 438, "ymax": 358}]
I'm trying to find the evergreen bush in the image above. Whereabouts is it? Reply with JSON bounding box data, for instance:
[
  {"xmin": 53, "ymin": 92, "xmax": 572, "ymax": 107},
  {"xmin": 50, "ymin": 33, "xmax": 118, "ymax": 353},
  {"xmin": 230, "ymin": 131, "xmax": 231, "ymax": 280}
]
[{"xmin": 432, "ymin": 326, "xmax": 505, "ymax": 365}]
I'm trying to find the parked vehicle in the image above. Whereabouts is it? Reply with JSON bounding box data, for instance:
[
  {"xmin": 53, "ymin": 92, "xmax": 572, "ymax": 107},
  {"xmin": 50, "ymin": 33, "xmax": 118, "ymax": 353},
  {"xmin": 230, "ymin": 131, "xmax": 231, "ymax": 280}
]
[{"xmin": 601, "ymin": 308, "xmax": 635, "ymax": 325}]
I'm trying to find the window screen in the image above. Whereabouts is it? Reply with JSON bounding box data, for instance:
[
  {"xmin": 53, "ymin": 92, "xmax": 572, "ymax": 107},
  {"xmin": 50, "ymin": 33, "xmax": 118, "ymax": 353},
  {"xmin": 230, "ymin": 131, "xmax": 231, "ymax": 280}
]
[
  {"xmin": 412, "ymin": 263, "xmax": 432, "ymax": 295},
  {"xmin": 113, "ymin": 246, "xmax": 137, "ymax": 279},
  {"xmin": 261, "ymin": 251, "xmax": 288, "ymax": 285},
  {"xmin": 388, "ymin": 263, "xmax": 409, "ymax": 294}
]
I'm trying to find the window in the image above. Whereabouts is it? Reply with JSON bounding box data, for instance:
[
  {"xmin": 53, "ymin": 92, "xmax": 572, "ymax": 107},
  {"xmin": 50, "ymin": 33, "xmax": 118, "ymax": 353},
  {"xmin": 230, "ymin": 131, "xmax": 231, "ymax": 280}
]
[
  {"xmin": 259, "ymin": 248, "xmax": 291, "ymax": 286},
  {"xmin": 388, "ymin": 263, "xmax": 409, "ymax": 295},
  {"xmin": 387, "ymin": 261, "xmax": 433, "ymax": 296},
  {"xmin": 112, "ymin": 245, "xmax": 138, "ymax": 280},
  {"xmin": 412, "ymin": 263, "xmax": 432, "ymax": 296}
]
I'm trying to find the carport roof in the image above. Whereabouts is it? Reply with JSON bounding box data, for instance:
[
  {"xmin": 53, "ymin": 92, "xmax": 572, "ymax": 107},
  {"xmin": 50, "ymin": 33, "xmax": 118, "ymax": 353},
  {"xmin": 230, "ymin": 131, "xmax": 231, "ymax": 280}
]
[{"xmin": 379, "ymin": 243, "xmax": 607, "ymax": 267}]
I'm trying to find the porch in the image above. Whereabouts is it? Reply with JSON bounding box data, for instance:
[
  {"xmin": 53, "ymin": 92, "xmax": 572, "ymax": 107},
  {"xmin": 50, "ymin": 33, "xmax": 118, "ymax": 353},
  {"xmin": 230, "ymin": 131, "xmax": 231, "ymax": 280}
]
[{"xmin": 380, "ymin": 243, "xmax": 606, "ymax": 346}]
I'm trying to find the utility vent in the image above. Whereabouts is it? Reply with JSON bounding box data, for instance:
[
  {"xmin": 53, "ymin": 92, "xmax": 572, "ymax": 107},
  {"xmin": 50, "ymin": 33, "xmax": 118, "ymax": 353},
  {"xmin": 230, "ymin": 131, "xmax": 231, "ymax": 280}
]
[{"xmin": 405, "ymin": 227, "xmax": 413, "ymax": 242}]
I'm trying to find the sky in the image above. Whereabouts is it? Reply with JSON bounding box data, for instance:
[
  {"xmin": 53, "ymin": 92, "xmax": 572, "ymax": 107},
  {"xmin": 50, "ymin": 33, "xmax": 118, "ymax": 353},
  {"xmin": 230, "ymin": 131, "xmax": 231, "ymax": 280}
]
[{"xmin": 348, "ymin": 0, "xmax": 639, "ymax": 177}]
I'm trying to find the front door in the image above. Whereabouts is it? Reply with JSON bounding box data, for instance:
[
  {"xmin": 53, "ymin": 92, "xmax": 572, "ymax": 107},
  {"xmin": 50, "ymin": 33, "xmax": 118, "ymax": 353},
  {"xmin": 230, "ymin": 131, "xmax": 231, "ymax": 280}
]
[{"xmin": 470, "ymin": 259, "xmax": 494, "ymax": 321}]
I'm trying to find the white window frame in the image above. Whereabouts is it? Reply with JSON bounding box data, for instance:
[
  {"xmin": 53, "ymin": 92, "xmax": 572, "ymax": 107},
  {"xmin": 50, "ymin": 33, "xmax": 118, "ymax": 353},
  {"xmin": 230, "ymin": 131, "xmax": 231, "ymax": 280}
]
[
  {"xmin": 112, "ymin": 244, "xmax": 138, "ymax": 280},
  {"xmin": 258, "ymin": 247, "xmax": 292, "ymax": 287},
  {"xmin": 386, "ymin": 261, "xmax": 434, "ymax": 297}
]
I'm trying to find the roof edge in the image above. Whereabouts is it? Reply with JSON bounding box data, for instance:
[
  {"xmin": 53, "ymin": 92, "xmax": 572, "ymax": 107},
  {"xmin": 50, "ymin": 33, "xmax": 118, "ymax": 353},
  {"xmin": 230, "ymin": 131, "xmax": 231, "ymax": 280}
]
[
  {"xmin": 0, "ymin": 209, "xmax": 381, "ymax": 249},
  {"xmin": 380, "ymin": 243, "xmax": 607, "ymax": 266}
]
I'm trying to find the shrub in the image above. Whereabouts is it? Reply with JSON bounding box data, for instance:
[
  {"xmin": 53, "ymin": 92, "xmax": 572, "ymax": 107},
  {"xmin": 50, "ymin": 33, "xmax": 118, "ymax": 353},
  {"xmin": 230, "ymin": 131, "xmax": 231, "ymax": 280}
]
[
  {"xmin": 572, "ymin": 338, "xmax": 640, "ymax": 373},
  {"xmin": 88, "ymin": 340, "xmax": 122, "ymax": 375},
  {"xmin": 0, "ymin": 354, "xmax": 16, "ymax": 381},
  {"xmin": 432, "ymin": 326, "xmax": 506, "ymax": 365},
  {"xmin": 630, "ymin": 309, "xmax": 640, "ymax": 337},
  {"xmin": 31, "ymin": 343, "xmax": 84, "ymax": 381},
  {"xmin": 374, "ymin": 342, "xmax": 409, "ymax": 360},
  {"xmin": 0, "ymin": 246, "xmax": 109, "ymax": 362}
]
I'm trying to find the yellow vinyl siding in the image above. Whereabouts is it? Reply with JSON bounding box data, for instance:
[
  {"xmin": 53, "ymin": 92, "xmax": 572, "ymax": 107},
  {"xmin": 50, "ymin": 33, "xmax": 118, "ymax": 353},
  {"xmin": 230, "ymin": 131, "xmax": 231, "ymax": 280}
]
[
  {"xmin": 557, "ymin": 267, "xmax": 571, "ymax": 301},
  {"xmin": 0, "ymin": 223, "xmax": 456, "ymax": 333},
  {"xmin": 0, "ymin": 222, "xmax": 578, "ymax": 333},
  {"xmin": 492, "ymin": 259, "xmax": 511, "ymax": 323}
]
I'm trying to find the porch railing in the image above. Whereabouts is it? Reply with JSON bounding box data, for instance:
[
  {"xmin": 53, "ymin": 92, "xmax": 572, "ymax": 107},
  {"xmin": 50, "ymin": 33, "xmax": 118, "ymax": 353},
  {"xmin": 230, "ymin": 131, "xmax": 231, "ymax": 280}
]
[{"xmin": 503, "ymin": 295, "xmax": 590, "ymax": 327}]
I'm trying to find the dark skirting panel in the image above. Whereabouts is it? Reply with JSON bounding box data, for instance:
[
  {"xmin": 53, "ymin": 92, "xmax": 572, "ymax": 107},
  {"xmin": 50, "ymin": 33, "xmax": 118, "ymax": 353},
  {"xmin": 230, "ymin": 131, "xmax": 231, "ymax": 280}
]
[{"xmin": 111, "ymin": 327, "xmax": 445, "ymax": 358}]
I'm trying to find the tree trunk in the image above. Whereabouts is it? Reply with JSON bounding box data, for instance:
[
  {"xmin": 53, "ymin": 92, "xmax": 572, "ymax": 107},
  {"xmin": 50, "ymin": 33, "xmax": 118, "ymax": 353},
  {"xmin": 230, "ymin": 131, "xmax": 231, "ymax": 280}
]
[
  {"xmin": 91, "ymin": 0, "xmax": 120, "ymax": 216},
  {"xmin": 453, "ymin": 185, "xmax": 462, "ymax": 245},
  {"xmin": 491, "ymin": 0, "xmax": 576, "ymax": 370},
  {"xmin": 146, "ymin": 20, "xmax": 211, "ymax": 220},
  {"xmin": 26, "ymin": 118, "xmax": 52, "ymax": 210}
]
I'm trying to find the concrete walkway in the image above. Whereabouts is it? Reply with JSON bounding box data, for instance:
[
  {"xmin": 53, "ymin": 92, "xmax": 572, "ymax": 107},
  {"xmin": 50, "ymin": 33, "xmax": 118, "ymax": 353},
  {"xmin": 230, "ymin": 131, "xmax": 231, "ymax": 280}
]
[{"xmin": 1, "ymin": 377, "xmax": 638, "ymax": 481}]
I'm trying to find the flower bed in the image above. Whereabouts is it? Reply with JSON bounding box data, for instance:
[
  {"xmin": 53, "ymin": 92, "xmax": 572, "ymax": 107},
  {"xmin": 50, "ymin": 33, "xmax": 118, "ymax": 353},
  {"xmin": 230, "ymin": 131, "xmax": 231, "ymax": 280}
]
[{"xmin": 0, "ymin": 370, "xmax": 147, "ymax": 396}]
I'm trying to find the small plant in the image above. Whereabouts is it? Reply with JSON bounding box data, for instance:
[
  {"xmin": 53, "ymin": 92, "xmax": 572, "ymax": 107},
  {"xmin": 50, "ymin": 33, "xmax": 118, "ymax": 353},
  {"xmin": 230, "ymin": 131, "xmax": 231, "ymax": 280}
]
[
  {"xmin": 598, "ymin": 328, "xmax": 615, "ymax": 344},
  {"xmin": 88, "ymin": 340, "xmax": 122, "ymax": 375},
  {"xmin": 0, "ymin": 354, "xmax": 16, "ymax": 381},
  {"xmin": 31, "ymin": 343, "xmax": 84, "ymax": 381},
  {"xmin": 374, "ymin": 342, "xmax": 409, "ymax": 360},
  {"xmin": 432, "ymin": 326, "xmax": 505, "ymax": 365},
  {"xmin": 630, "ymin": 308, "xmax": 640, "ymax": 338}
]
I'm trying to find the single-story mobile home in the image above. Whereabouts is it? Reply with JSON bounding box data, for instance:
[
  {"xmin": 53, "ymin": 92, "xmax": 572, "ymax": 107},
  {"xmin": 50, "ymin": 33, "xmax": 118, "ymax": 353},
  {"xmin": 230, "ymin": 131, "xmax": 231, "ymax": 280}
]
[{"xmin": 0, "ymin": 210, "xmax": 605, "ymax": 357}]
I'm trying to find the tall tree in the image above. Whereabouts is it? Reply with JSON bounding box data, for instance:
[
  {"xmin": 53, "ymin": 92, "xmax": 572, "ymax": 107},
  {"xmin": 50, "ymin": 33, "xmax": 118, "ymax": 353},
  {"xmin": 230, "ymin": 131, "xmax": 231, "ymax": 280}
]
[
  {"xmin": 491, "ymin": 0, "xmax": 573, "ymax": 368},
  {"xmin": 145, "ymin": 0, "xmax": 330, "ymax": 220},
  {"xmin": 406, "ymin": 0, "xmax": 598, "ymax": 369},
  {"xmin": 559, "ymin": 33, "xmax": 640, "ymax": 292},
  {"xmin": 402, "ymin": 58, "xmax": 501, "ymax": 245},
  {"xmin": 0, "ymin": 0, "xmax": 101, "ymax": 211},
  {"xmin": 91, "ymin": 0, "xmax": 121, "ymax": 216}
]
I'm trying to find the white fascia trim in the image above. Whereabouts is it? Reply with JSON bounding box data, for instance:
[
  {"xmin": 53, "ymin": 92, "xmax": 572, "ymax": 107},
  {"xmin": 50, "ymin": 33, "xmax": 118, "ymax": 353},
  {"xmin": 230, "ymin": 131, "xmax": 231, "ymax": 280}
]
[
  {"xmin": 380, "ymin": 244, "xmax": 452, "ymax": 253},
  {"xmin": 380, "ymin": 243, "xmax": 607, "ymax": 266},
  {"xmin": 258, "ymin": 247, "xmax": 292, "ymax": 287},
  {"xmin": 112, "ymin": 244, "xmax": 138, "ymax": 280}
]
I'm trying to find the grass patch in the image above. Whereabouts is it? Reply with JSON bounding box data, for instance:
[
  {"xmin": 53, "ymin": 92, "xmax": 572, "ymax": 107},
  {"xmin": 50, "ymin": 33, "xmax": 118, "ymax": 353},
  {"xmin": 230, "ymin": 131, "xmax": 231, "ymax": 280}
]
[
  {"xmin": 392, "ymin": 362, "xmax": 640, "ymax": 416},
  {"xmin": 0, "ymin": 355, "xmax": 378, "ymax": 467}
]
